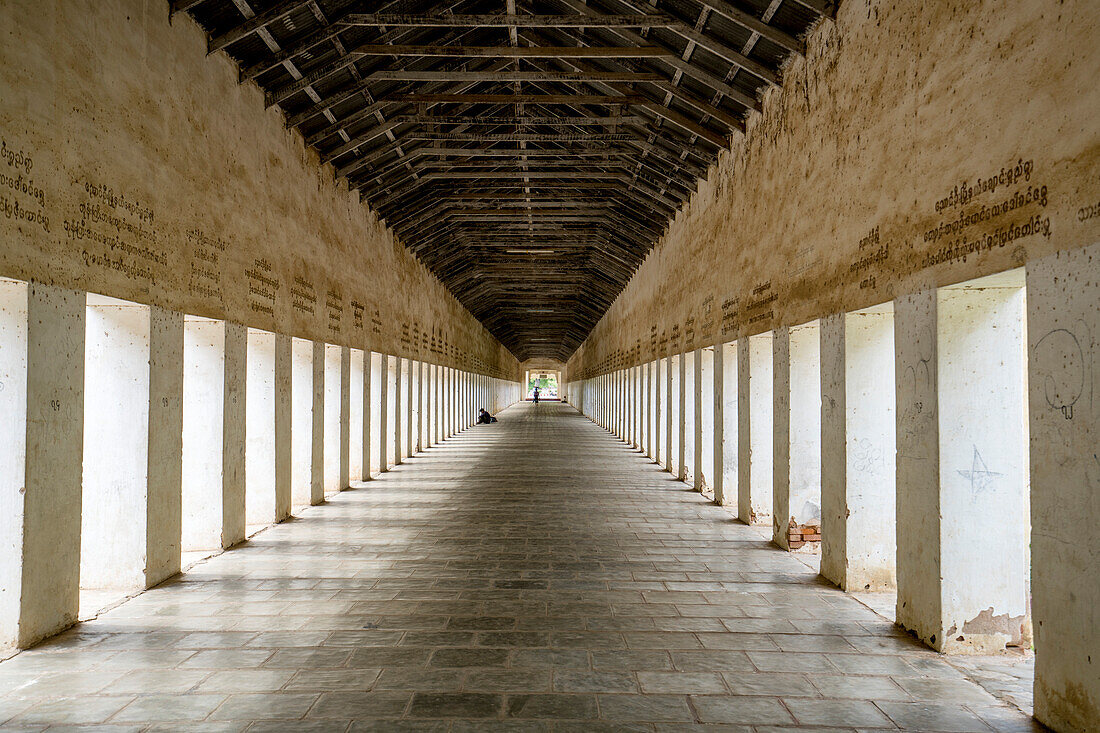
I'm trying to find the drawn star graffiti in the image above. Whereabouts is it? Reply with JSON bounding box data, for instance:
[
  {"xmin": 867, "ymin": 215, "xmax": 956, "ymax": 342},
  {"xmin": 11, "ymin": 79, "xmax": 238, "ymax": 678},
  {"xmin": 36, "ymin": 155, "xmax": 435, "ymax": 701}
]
[{"xmin": 957, "ymin": 447, "xmax": 1003, "ymax": 492}]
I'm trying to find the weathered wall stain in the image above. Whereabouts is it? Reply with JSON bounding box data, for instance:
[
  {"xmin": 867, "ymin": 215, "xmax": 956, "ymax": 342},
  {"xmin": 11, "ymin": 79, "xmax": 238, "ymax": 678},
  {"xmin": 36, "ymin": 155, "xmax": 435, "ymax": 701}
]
[
  {"xmin": 0, "ymin": 1, "xmax": 518, "ymax": 379},
  {"xmin": 567, "ymin": 0, "xmax": 1099, "ymax": 380}
]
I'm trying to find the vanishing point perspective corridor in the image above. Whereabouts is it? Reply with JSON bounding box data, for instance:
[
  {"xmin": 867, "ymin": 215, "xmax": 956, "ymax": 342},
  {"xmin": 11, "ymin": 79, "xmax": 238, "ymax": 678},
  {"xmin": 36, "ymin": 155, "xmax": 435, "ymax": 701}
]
[{"xmin": 0, "ymin": 403, "xmax": 1037, "ymax": 731}]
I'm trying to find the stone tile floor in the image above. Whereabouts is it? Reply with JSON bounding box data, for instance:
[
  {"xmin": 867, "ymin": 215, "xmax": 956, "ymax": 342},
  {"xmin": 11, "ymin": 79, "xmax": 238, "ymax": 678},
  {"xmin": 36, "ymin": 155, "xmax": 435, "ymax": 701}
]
[{"xmin": 0, "ymin": 402, "xmax": 1046, "ymax": 731}]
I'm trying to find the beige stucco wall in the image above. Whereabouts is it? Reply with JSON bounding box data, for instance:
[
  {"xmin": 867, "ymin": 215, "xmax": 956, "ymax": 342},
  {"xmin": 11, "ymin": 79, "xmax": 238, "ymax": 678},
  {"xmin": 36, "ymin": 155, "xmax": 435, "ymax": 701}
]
[
  {"xmin": 0, "ymin": 0, "xmax": 518, "ymax": 379},
  {"xmin": 567, "ymin": 0, "xmax": 1099, "ymax": 379}
]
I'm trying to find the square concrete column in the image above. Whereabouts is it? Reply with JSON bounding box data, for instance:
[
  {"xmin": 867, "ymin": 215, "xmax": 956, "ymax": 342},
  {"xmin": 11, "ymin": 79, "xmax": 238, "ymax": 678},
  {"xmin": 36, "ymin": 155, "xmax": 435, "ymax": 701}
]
[
  {"xmin": 653, "ymin": 360, "xmax": 662, "ymax": 464},
  {"xmin": 348, "ymin": 349, "xmax": 363, "ymax": 482},
  {"xmin": 146, "ymin": 307, "xmax": 184, "ymax": 586},
  {"xmin": 772, "ymin": 322, "xmax": 822, "ymax": 550},
  {"xmin": 310, "ymin": 340, "xmax": 325, "ymax": 502},
  {"xmin": 405, "ymin": 358, "xmax": 414, "ymax": 456},
  {"xmin": 183, "ymin": 318, "xmax": 225, "ymax": 548},
  {"xmin": 0, "ymin": 279, "xmax": 28, "ymax": 649},
  {"xmin": 378, "ymin": 354, "xmax": 389, "ymax": 472},
  {"xmin": 221, "ymin": 323, "xmax": 247, "ymax": 545},
  {"xmin": 362, "ymin": 350, "xmax": 372, "ymax": 480},
  {"xmin": 712, "ymin": 342, "xmax": 726, "ymax": 505},
  {"xmin": 436, "ymin": 364, "xmax": 443, "ymax": 443},
  {"xmin": 665, "ymin": 355, "xmax": 673, "ymax": 472},
  {"xmin": 622, "ymin": 369, "xmax": 628, "ymax": 439},
  {"xmin": 244, "ymin": 329, "xmax": 276, "ymax": 530},
  {"xmin": 675, "ymin": 353, "xmax": 686, "ymax": 479},
  {"xmin": 82, "ymin": 296, "xmax": 153, "ymax": 593},
  {"xmin": 894, "ymin": 290, "xmax": 941, "ymax": 646},
  {"xmin": 273, "ymin": 334, "xmax": 292, "ymax": 519},
  {"xmin": 820, "ymin": 307, "xmax": 896, "ymax": 591},
  {"xmin": 739, "ymin": 334, "xmax": 773, "ymax": 525},
  {"xmin": 694, "ymin": 348, "xmax": 704, "ymax": 491},
  {"xmin": 1027, "ymin": 244, "xmax": 1100, "ymax": 732},
  {"xmin": 340, "ymin": 346, "xmax": 350, "ymax": 490},
  {"xmin": 421, "ymin": 361, "xmax": 429, "ymax": 450},
  {"xmin": 322, "ymin": 345, "xmax": 342, "ymax": 495},
  {"xmin": 644, "ymin": 363, "xmax": 652, "ymax": 457},
  {"xmin": 636, "ymin": 365, "xmax": 643, "ymax": 448},
  {"xmin": 895, "ymin": 275, "xmax": 1029, "ymax": 653},
  {"xmin": 15, "ymin": 284, "xmax": 84, "ymax": 647},
  {"xmin": 394, "ymin": 356, "xmax": 403, "ymax": 464},
  {"xmin": 290, "ymin": 338, "xmax": 313, "ymax": 506}
]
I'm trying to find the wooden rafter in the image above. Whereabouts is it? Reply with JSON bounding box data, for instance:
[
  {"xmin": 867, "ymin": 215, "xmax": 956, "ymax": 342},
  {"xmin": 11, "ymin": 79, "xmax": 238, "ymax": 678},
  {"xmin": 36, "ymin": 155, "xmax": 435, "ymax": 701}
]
[{"xmin": 178, "ymin": 0, "xmax": 830, "ymax": 360}]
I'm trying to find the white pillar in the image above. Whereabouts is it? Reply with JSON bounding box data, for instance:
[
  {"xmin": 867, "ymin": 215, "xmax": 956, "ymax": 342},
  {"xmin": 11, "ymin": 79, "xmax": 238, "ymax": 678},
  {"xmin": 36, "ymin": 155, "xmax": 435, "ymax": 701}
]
[
  {"xmin": 660, "ymin": 354, "xmax": 668, "ymax": 468},
  {"xmin": 740, "ymin": 334, "xmax": 773, "ymax": 525},
  {"xmin": 222, "ymin": 323, "xmax": 247, "ymax": 544},
  {"xmin": 244, "ymin": 328, "xmax": 276, "ymax": 530},
  {"xmin": 0, "ymin": 279, "xmax": 28, "ymax": 648},
  {"xmin": 349, "ymin": 348, "xmax": 363, "ymax": 483},
  {"xmin": 290, "ymin": 338, "xmax": 313, "ymax": 505},
  {"xmin": 895, "ymin": 274, "xmax": 1029, "ymax": 653},
  {"xmin": 712, "ymin": 342, "xmax": 726, "ymax": 505},
  {"xmin": 678, "ymin": 352, "xmax": 688, "ymax": 481},
  {"xmin": 82, "ymin": 296, "xmax": 152, "ymax": 592},
  {"xmin": 321, "ymin": 345, "xmax": 343, "ymax": 494},
  {"xmin": 273, "ymin": 334, "xmax": 292, "ymax": 519},
  {"xmin": 339, "ymin": 346, "xmax": 351, "ymax": 490},
  {"xmin": 378, "ymin": 353, "xmax": 389, "ymax": 472},
  {"xmin": 418, "ymin": 360, "xmax": 426, "ymax": 450},
  {"xmin": 394, "ymin": 356, "xmax": 403, "ymax": 464},
  {"xmin": 146, "ymin": 308, "xmax": 184, "ymax": 585},
  {"xmin": 183, "ymin": 318, "xmax": 224, "ymax": 547},
  {"xmin": 11, "ymin": 284, "xmax": 84, "ymax": 647},
  {"xmin": 405, "ymin": 358, "xmax": 414, "ymax": 456},
  {"xmin": 772, "ymin": 322, "xmax": 822, "ymax": 550},
  {"xmin": 694, "ymin": 348, "xmax": 704, "ymax": 491},
  {"xmin": 1027, "ymin": 244, "xmax": 1100, "ymax": 732},
  {"xmin": 820, "ymin": 307, "xmax": 896, "ymax": 591},
  {"xmin": 420, "ymin": 358, "xmax": 429, "ymax": 444},
  {"xmin": 310, "ymin": 340, "xmax": 325, "ymax": 502},
  {"xmin": 644, "ymin": 363, "xmax": 652, "ymax": 457},
  {"xmin": 362, "ymin": 350, "xmax": 373, "ymax": 479}
]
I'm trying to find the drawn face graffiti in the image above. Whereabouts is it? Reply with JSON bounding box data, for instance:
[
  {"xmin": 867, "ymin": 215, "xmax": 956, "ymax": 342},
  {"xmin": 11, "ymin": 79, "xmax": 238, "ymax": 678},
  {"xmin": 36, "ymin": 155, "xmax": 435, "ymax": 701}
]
[{"xmin": 1033, "ymin": 325, "xmax": 1086, "ymax": 420}]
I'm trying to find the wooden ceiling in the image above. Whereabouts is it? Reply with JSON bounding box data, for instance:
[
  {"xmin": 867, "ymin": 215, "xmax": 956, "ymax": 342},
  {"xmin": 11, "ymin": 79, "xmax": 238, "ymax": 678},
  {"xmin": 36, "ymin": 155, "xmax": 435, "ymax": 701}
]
[{"xmin": 175, "ymin": 0, "xmax": 833, "ymax": 360}]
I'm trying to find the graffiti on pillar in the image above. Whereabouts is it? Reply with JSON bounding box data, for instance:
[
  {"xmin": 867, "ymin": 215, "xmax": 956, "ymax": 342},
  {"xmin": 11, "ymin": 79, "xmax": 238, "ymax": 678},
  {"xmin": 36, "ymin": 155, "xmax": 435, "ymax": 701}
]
[
  {"xmin": 957, "ymin": 446, "xmax": 1003, "ymax": 493},
  {"xmin": 1033, "ymin": 324, "xmax": 1088, "ymax": 421}
]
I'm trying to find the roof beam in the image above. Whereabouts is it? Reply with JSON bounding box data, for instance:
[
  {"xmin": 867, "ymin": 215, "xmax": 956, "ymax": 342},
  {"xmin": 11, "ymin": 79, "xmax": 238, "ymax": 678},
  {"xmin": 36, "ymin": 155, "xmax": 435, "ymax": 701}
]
[
  {"xmin": 351, "ymin": 45, "xmax": 677, "ymax": 58},
  {"xmin": 702, "ymin": 0, "xmax": 805, "ymax": 54},
  {"xmin": 208, "ymin": 0, "xmax": 312, "ymax": 54},
  {"xmin": 363, "ymin": 70, "xmax": 662, "ymax": 83},
  {"xmin": 341, "ymin": 13, "xmax": 685, "ymax": 28}
]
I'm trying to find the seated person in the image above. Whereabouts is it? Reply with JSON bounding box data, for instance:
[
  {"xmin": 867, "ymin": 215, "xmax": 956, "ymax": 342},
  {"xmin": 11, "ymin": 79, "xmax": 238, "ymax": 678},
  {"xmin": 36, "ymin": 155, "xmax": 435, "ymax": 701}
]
[{"xmin": 477, "ymin": 408, "xmax": 497, "ymax": 424}]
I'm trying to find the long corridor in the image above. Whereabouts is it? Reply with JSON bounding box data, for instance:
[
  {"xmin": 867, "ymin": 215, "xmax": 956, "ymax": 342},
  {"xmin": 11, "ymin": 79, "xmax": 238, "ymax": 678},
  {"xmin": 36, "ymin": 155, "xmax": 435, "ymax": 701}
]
[{"xmin": 0, "ymin": 402, "xmax": 1037, "ymax": 731}]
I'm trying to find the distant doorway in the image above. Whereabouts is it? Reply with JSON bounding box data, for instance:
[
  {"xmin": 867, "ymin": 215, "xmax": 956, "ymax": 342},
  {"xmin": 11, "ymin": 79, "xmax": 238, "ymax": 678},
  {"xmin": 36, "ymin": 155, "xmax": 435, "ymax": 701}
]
[{"xmin": 526, "ymin": 370, "xmax": 560, "ymax": 401}]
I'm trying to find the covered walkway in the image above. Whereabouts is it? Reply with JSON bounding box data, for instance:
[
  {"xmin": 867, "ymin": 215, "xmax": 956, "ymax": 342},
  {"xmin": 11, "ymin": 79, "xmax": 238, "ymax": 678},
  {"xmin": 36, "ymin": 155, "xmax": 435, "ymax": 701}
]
[{"xmin": 0, "ymin": 402, "xmax": 1036, "ymax": 731}]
